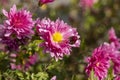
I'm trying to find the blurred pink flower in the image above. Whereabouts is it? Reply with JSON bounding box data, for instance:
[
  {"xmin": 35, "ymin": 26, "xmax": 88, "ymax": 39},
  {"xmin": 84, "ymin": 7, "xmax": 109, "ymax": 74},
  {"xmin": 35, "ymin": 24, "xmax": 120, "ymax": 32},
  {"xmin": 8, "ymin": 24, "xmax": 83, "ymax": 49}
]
[
  {"xmin": 1, "ymin": 37, "xmax": 29, "ymax": 51},
  {"xmin": 10, "ymin": 63, "xmax": 22, "ymax": 70},
  {"xmin": 79, "ymin": 0, "xmax": 94, "ymax": 9},
  {"xmin": 10, "ymin": 53, "xmax": 38, "ymax": 71},
  {"xmin": 115, "ymin": 76, "xmax": 120, "ymax": 80},
  {"xmin": 2, "ymin": 4, "xmax": 34, "ymax": 39},
  {"xmin": 0, "ymin": 25, "xmax": 5, "ymax": 40},
  {"xmin": 112, "ymin": 55, "xmax": 120, "ymax": 76},
  {"xmin": 37, "ymin": 18, "xmax": 80, "ymax": 61},
  {"xmin": 50, "ymin": 76, "xmax": 56, "ymax": 80},
  {"xmin": 108, "ymin": 28, "xmax": 120, "ymax": 78},
  {"xmin": 108, "ymin": 27, "xmax": 120, "ymax": 49},
  {"xmin": 110, "ymin": 48, "xmax": 120, "ymax": 78},
  {"xmin": 0, "ymin": 0, "xmax": 8, "ymax": 5},
  {"xmin": 39, "ymin": 0, "xmax": 54, "ymax": 4},
  {"xmin": 85, "ymin": 43, "xmax": 111, "ymax": 80}
]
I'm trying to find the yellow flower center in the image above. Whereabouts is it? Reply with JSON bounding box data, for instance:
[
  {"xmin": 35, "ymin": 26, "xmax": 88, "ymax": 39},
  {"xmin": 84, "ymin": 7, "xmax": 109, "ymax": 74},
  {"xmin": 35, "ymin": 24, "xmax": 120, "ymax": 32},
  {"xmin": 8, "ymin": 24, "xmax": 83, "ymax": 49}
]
[
  {"xmin": 52, "ymin": 32, "xmax": 63, "ymax": 43},
  {"xmin": 96, "ymin": 62, "xmax": 100, "ymax": 67}
]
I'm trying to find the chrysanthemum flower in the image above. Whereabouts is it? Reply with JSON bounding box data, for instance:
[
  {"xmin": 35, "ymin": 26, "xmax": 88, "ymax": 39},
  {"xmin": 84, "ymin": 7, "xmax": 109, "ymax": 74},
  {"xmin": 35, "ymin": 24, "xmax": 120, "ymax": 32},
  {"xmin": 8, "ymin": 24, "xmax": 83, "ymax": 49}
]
[
  {"xmin": 2, "ymin": 4, "xmax": 34, "ymax": 39},
  {"xmin": 108, "ymin": 28, "xmax": 120, "ymax": 78},
  {"xmin": 115, "ymin": 76, "xmax": 120, "ymax": 80},
  {"xmin": 37, "ymin": 18, "xmax": 80, "ymax": 61},
  {"xmin": 110, "ymin": 49, "xmax": 120, "ymax": 77},
  {"xmin": 39, "ymin": 0, "xmax": 54, "ymax": 5},
  {"xmin": 108, "ymin": 27, "xmax": 120, "ymax": 49},
  {"xmin": 85, "ymin": 43, "xmax": 111, "ymax": 80},
  {"xmin": 112, "ymin": 55, "xmax": 120, "ymax": 75}
]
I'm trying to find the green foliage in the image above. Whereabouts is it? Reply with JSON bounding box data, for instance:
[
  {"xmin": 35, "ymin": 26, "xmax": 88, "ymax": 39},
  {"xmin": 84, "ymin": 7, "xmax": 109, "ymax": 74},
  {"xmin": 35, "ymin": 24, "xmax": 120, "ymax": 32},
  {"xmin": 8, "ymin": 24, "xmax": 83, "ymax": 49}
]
[
  {"xmin": 88, "ymin": 70, "xmax": 98, "ymax": 80},
  {"xmin": 0, "ymin": 70, "xmax": 49, "ymax": 80},
  {"xmin": 35, "ymin": 72, "xmax": 49, "ymax": 80},
  {"xmin": 105, "ymin": 67, "xmax": 114, "ymax": 80}
]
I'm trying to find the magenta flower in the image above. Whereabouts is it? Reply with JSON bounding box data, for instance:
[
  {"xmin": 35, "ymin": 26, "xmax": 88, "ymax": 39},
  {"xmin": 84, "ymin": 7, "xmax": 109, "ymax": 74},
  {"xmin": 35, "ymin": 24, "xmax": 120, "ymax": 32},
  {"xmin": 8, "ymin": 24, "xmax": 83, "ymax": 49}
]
[
  {"xmin": 115, "ymin": 76, "xmax": 120, "ymax": 80},
  {"xmin": 10, "ymin": 63, "xmax": 22, "ymax": 70},
  {"xmin": 112, "ymin": 55, "xmax": 120, "ymax": 75},
  {"xmin": 79, "ymin": 0, "xmax": 94, "ymax": 9},
  {"xmin": 39, "ymin": 0, "xmax": 54, "ymax": 4},
  {"xmin": 50, "ymin": 76, "xmax": 56, "ymax": 80},
  {"xmin": 0, "ymin": 25, "xmax": 5, "ymax": 40},
  {"xmin": 37, "ymin": 18, "xmax": 80, "ymax": 61},
  {"xmin": 108, "ymin": 27, "xmax": 120, "ymax": 49},
  {"xmin": 2, "ymin": 4, "xmax": 34, "ymax": 39},
  {"xmin": 110, "ymin": 49, "xmax": 120, "ymax": 77},
  {"xmin": 1, "ymin": 37, "xmax": 29, "ymax": 51},
  {"xmin": 108, "ymin": 28, "xmax": 120, "ymax": 78},
  {"xmin": 24, "ymin": 53, "xmax": 38, "ymax": 70},
  {"xmin": 85, "ymin": 43, "xmax": 111, "ymax": 80}
]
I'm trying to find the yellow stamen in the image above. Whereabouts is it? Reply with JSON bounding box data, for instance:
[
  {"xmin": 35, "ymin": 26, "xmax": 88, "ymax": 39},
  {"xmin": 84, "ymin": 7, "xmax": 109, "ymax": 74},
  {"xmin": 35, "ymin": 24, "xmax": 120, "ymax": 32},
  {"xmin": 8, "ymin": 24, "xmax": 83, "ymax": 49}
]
[
  {"xmin": 40, "ymin": 4, "xmax": 47, "ymax": 11},
  {"xmin": 52, "ymin": 32, "xmax": 63, "ymax": 43},
  {"xmin": 96, "ymin": 62, "xmax": 100, "ymax": 67}
]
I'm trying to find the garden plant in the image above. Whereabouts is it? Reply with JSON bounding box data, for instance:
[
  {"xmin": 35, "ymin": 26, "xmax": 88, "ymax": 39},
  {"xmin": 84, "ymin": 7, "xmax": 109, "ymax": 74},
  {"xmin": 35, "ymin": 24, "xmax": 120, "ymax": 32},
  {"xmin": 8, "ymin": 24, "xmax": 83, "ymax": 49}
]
[{"xmin": 0, "ymin": 0, "xmax": 120, "ymax": 80}]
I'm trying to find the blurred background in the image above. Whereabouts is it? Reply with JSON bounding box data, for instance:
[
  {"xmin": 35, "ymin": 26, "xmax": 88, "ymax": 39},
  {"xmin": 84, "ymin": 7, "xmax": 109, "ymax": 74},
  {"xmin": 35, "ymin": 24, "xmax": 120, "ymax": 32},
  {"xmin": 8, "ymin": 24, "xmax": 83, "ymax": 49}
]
[{"xmin": 0, "ymin": 0, "xmax": 120, "ymax": 80}]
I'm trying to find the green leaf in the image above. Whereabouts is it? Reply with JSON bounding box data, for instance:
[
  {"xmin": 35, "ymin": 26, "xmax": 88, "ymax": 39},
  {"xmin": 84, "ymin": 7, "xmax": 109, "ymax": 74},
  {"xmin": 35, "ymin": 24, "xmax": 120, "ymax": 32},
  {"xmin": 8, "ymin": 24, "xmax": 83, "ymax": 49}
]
[
  {"xmin": 35, "ymin": 72, "xmax": 49, "ymax": 80},
  {"xmin": 105, "ymin": 67, "xmax": 114, "ymax": 80},
  {"xmin": 88, "ymin": 70, "xmax": 98, "ymax": 80}
]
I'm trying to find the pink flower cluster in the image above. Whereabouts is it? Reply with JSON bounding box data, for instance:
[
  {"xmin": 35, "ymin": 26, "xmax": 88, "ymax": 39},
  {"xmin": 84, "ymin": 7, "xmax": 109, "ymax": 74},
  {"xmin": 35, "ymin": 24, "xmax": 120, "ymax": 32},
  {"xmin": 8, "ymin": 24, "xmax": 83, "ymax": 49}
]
[
  {"xmin": 0, "ymin": 4, "xmax": 80, "ymax": 70},
  {"xmin": 85, "ymin": 27, "xmax": 120, "ymax": 80}
]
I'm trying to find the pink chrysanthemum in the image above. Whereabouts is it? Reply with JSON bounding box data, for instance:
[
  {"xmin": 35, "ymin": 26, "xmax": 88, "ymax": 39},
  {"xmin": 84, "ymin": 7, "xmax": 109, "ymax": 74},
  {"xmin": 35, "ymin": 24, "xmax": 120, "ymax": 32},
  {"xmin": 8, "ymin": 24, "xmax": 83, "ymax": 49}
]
[
  {"xmin": 2, "ymin": 4, "xmax": 34, "ymax": 39},
  {"xmin": 110, "ymin": 49, "xmax": 120, "ymax": 78},
  {"xmin": 115, "ymin": 76, "xmax": 120, "ymax": 80},
  {"xmin": 39, "ymin": 0, "xmax": 54, "ymax": 4},
  {"xmin": 111, "ymin": 54, "xmax": 120, "ymax": 80},
  {"xmin": 112, "ymin": 55, "xmax": 120, "ymax": 75},
  {"xmin": 10, "ymin": 53, "xmax": 38, "ymax": 71},
  {"xmin": 79, "ymin": 0, "xmax": 94, "ymax": 9},
  {"xmin": 108, "ymin": 27, "xmax": 120, "ymax": 49},
  {"xmin": 37, "ymin": 18, "xmax": 80, "ymax": 61},
  {"xmin": 85, "ymin": 43, "xmax": 112, "ymax": 80},
  {"xmin": 108, "ymin": 28, "xmax": 120, "ymax": 78}
]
